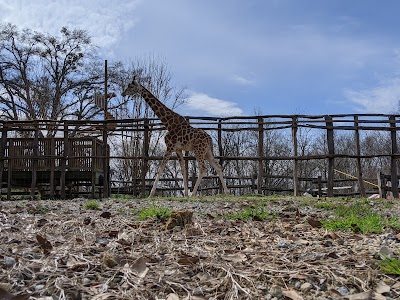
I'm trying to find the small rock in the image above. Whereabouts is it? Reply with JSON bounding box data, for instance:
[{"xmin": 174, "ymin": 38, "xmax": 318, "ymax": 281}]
[
  {"xmin": 294, "ymin": 281, "xmax": 301, "ymax": 289},
  {"xmin": 3, "ymin": 257, "xmax": 16, "ymax": 268},
  {"xmin": 35, "ymin": 284, "xmax": 45, "ymax": 291},
  {"xmin": 0, "ymin": 283, "xmax": 11, "ymax": 290},
  {"xmin": 192, "ymin": 287, "xmax": 204, "ymax": 295},
  {"xmin": 336, "ymin": 286, "xmax": 350, "ymax": 296},
  {"xmin": 269, "ymin": 284, "xmax": 282, "ymax": 297},
  {"xmin": 381, "ymin": 233, "xmax": 397, "ymax": 241},
  {"xmin": 300, "ymin": 282, "xmax": 312, "ymax": 292},
  {"xmin": 379, "ymin": 246, "xmax": 393, "ymax": 257},
  {"xmin": 277, "ymin": 240, "xmax": 290, "ymax": 248}
]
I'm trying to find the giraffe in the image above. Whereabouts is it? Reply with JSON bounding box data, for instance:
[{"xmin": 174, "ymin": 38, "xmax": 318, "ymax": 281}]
[{"xmin": 122, "ymin": 78, "xmax": 229, "ymax": 197}]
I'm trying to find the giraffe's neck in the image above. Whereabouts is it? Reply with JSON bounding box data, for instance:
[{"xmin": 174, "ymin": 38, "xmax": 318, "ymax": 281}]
[{"xmin": 140, "ymin": 86, "xmax": 189, "ymax": 130}]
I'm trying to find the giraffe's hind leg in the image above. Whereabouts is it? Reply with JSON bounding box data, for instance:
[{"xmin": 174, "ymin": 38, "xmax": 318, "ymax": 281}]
[
  {"xmin": 206, "ymin": 148, "xmax": 229, "ymax": 194},
  {"xmin": 191, "ymin": 153, "xmax": 207, "ymax": 197}
]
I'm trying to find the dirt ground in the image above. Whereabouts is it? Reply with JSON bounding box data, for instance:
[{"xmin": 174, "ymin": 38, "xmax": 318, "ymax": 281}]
[{"xmin": 0, "ymin": 196, "xmax": 399, "ymax": 300}]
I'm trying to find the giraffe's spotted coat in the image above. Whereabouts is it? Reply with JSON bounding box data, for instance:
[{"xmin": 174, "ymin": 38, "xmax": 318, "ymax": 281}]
[{"xmin": 122, "ymin": 79, "xmax": 229, "ymax": 197}]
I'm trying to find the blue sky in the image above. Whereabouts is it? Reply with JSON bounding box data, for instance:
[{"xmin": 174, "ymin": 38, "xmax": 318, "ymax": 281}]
[{"xmin": 2, "ymin": 0, "xmax": 400, "ymax": 117}]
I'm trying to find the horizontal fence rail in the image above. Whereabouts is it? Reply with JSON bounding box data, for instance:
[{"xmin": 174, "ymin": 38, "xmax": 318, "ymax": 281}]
[{"xmin": 0, "ymin": 114, "xmax": 399, "ymax": 199}]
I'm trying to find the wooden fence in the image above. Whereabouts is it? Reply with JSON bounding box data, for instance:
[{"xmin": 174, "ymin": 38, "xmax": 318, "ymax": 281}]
[{"xmin": 0, "ymin": 114, "xmax": 399, "ymax": 199}]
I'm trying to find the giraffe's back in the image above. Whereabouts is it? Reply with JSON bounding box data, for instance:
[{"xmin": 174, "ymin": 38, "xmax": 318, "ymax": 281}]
[{"xmin": 165, "ymin": 126, "xmax": 211, "ymax": 152}]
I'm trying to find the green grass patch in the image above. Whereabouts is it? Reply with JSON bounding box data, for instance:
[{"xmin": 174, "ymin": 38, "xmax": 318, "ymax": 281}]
[
  {"xmin": 321, "ymin": 201, "xmax": 400, "ymax": 233},
  {"xmin": 29, "ymin": 202, "xmax": 49, "ymax": 214},
  {"xmin": 388, "ymin": 217, "xmax": 400, "ymax": 230},
  {"xmin": 322, "ymin": 213, "xmax": 386, "ymax": 233},
  {"xmin": 83, "ymin": 200, "xmax": 100, "ymax": 210},
  {"xmin": 136, "ymin": 204, "xmax": 171, "ymax": 221},
  {"xmin": 226, "ymin": 205, "xmax": 271, "ymax": 221},
  {"xmin": 378, "ymin": 255, "xmax": 400, "ymax": 275},
  {"xmin": 314, "ymin": 202, "xmax": 340, "ymax": 210}
]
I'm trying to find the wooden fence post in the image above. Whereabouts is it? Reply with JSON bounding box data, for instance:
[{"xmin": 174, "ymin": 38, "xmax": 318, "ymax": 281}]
[
  {"xmin": 325, "ymin": 116, "xmax": 335, "ymax": 197},
  {"xmin": 257, "ymin": 117, "xmax": 264, "ymax": 194},
  {"xmin": 31, "ymin": 121, "xmax": 39, "ymax": 199},
  {"xmin": 317, "ymin": 175, "xmax": 322, "ymax": 198},
  {"xmin": 141, "ymin": 118, "xmax": 150, "ymax": 197},
  {"xmin": 0, "ymin": 123, "xmax": 7, "ymax": 198},
  {"xmin": 60, "ymin": 122, "xmax": 68, "ymax": 199},
  {"xmin": 50, "ymin": 137, "xmax": 55, "ymax": 199},
  {"xmin": 354, "ymin": 116, "xmax": 366, "ymax": 197},
  {"xmin": 102, "ymin": 121, "xmax": 109, "ymax": 199},
  {"xmin": 292, "ymin": 116, "xmax": 299, "ymax": 196},
  {"xmin": 218, "ymin": 119, "xmax": 224, "ymax": 194},
  {"xmin": 389, "ymin": 115, "xmax": 399, "ymax": 198}
]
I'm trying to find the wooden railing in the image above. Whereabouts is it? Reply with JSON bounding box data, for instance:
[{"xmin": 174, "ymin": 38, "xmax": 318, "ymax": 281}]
[{"xmin": 0, "ymin": 114, "xmax": 399, "ymax": 199}]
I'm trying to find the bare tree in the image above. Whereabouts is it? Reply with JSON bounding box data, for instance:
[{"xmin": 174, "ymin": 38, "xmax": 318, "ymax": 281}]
[{"xmin": 0, "ymin": 23, "xmax": 103, "ymax": 136}]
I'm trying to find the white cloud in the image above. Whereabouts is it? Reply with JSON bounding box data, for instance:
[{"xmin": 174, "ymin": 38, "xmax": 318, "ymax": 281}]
[
  {"xmin": 0, "ymin": 0, "xmax": 140, "ymax": 49},
  {"xmin": 182, "ymin": 93, "xmax": 243, "ymax": 117},
  {"xmin": 344, "ymin": 78, "xmax": 400, "ymax": 113},
  {"xmin": 231, "ymin": 75, "xmax": 256, "ymax": 86}
]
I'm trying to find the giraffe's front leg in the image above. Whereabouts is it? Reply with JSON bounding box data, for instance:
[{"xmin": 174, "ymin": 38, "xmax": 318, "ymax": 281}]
[
  {"xmin": 176, "ymin": 150, "xmax": 189, "ymax": 197},
  {"xmin": 149, "ymin": 149, "xmax": 172, "ymax": 198}
]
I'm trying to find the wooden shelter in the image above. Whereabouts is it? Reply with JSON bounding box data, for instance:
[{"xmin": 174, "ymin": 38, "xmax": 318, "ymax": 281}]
[{"xmin": 0, "ymin": 120, "xmax": 110, "ymax": 199}]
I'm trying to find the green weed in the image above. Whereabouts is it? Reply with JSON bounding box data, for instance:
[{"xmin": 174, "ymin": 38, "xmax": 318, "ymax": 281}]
[
  {"xmin": 29, "ymin": 202, "xmax": 49, "ymax": 214},
  {"xmin": 84, "ymin": 200, "xmax": 100, "ymax": 210},
  {"xmin": 378, "ymin": 255, "xmax": 400, "ymax": 275},
  {"xmin": 137, "ymin": 204, "xmax": 171, "ymax": 221},
  {"xmin": 226, "ymin": 205, "xmax": 271, "ymax": 221},
  {"xmin": 321, "ymin": 202, "xmax": 397, "ymax": 233}
]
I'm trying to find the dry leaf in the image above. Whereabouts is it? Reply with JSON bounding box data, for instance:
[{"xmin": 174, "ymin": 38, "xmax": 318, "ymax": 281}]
[
  {"xmin": 307, "ymin": 218, "xmax": 322, "ymax": 228},
  {"xmin": 36, "ymin": 234, "xmax": 52, "ymax": 254},
  {"xmin": 221, "ymin": 252, "xmax": 247, "ymax": 263},
  {"xmin": 392, "ymin": 281, "xmax": 400, "ymax": 289},
  {"xmin": 373, "ymin": 293, "xmax": 387, "ymax": 300},
  {"xmin": 166, "ymin": 294, "xmax": 179, "ymax": 300},
  {"xmin": 282, "ymin": 289, "xmax": 304, "ymax": 300},
  {"xmin": 100, "ymin": 212, "xmax": 112, "ymax": 218},
  {"xmin": 375, "ymin": 281, "xmax": 390, "ymax": 294},
  {"xmin": 343, "ymin": 291, "xmax": 373, "ymax": 300},
  {"xmin": 0, "ymin": 287, "xmax": 30, "ymax": 300},
  {"xmin": 326, "ymin": 231, "xmax": 340, "ymax": 239},
  {"xmin": 131, "ymin": 257, "xmax": 148, "ymax": 278},
  {"xmin": 36, "ymin": 218, "xmax": 48, "ymax": 227},
  {"xmin": 177, "ymin": 255, "xmax": 200, "ymax": 265},
  {"xmin": 91, "ymin": 293, "xmax": 115, "ymax": 300}
]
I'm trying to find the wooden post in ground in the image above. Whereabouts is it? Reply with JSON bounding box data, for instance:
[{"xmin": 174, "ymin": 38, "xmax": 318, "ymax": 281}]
[
  {"xmin": 389, "ymin": 115, "xmax": 399, "ymax": 198},
  {"xmin": 141, "ymin": 118, "xmax": 150, "ymax": 197},
  {"xmin": 257, "ymin": 117, "xmax": 264, "ymax": 194},
  {"xmin": 60, "ymin": 122, "xmax": 68, "ymax": 199},
  {"xmin": 291, "ymin": 116, "xmax": 299, "ymax": 196},
  {"xmin": 50, "ymin": 137, "xmax": 55, "ymax": 198},
  {"xmin": 7, "ymin": 138, "xmax": 13, "ymax": 200},
  {"xmin": 102, "ymin": 60, "xmax": 110, "ymax": 199},
  {"xmin": 354, "ymin": 116, "xmax": 366, "ymax": 197},
  {"xmin": 217, "ymin": 119, "xmax": 224, "ymax": 194},
  {"xmin": 325, "ymin": 116, "xmax": 335, "ymax": 197},
  {"xmin": 0, "ymin": 123, "xmax": 7, "ymax": 198},
  {"xmin": 30, "ymin": 121, "xmax": 39, "ymax": 199},
  {"xmin": 317, "ymin": 175, "xmax": 322, "ymax": 198}
]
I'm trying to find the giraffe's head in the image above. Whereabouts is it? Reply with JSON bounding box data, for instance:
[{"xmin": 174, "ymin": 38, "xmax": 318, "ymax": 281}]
[{"xmin": 121, "ymin": 77, "xmax": 143, "ymax": 97}]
